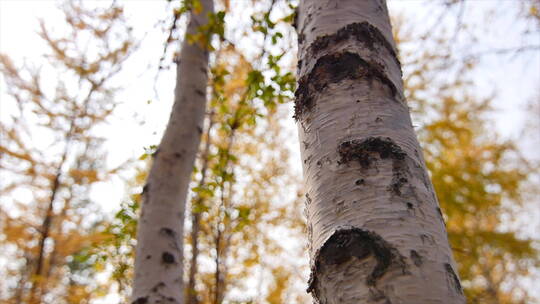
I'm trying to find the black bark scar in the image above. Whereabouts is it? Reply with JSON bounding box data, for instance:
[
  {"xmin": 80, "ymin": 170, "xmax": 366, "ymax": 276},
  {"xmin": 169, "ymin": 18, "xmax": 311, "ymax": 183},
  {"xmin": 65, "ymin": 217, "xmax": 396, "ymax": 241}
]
[
  {"xmin": 151, "ymin": 282, "xmax": 166, "ymax": 292},
  {"xmin": 308, "ymin": 228, "xmax": 407, "ymax": 295},
  {"xmin": 162, "ymin": 251, "xmax": 176, "ymax": 264},
  {"xmin": 338, "ymin": 136, "xmax": 405, "ymax": 168},
  {"xmin": 132, "ymin": 297, "xmax": 148, "ymax": 304},
  {"xmin": 142, "ymin": 183, "xmax": 150, "ymax": 194},
  {"xmin": 195, "ymin": 89, "xmax": 205, "ymax": 96},
  {"xmin": 338, "ymin": 137, "xmax": 410, "ymax": 196},
  {"xmin": 294, "ymin": 52, "xmax": 398, "ymax": 120},
  {"xmin": 445, "ymin": 263, "xmax": 463, "ymax": 294},
  {"xmin": 309, "ymin": 22, "xmax": 401, "ymax": 69},
  {"xmin": 160, "ymin": 227, "xmax": 176, "ymax": 238}
]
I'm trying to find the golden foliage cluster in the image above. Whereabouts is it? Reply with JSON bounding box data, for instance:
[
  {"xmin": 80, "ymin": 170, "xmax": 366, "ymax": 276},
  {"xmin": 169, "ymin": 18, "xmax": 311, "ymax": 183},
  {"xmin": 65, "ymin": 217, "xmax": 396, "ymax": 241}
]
[
  {"xmin": 394, "ymin": 10, "xmax": 539, "ymax": 302},
  {"xmin": 0, "ymin": 1, "xmax": 134, "ymax": 303}
]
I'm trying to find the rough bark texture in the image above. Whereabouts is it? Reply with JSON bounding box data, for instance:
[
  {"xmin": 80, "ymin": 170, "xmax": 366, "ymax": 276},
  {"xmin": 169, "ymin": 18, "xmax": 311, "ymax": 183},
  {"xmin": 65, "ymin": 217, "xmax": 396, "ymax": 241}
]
[
  {"xmin": 131, "ymin": 1, "xmax": 214, "ymax": 303},
  {"xmin": 295, "ymin": 0, "xmax": 465, "ymax": 303}
]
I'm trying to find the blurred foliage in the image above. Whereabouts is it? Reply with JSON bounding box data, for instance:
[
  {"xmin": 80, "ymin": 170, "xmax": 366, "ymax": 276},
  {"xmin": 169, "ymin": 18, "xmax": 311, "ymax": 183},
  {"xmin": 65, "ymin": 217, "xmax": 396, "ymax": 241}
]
[
  {"xmin": 178, "ymin": 1, "xmax": 303, "ymax": 302},
  {"xmin": 394, "ymin": 11, "xmax": 539, "ymax": 303},
  {"xmin": 183, "ymin": 2, "xmax": 304, "ymax": 301},
  {"xmin": 0, "ymin": 1, "xmax": 134, "ymax": 303},
  {"xmin": 90, "ymin": 1, "xmax": 305, "ymax": 303}
]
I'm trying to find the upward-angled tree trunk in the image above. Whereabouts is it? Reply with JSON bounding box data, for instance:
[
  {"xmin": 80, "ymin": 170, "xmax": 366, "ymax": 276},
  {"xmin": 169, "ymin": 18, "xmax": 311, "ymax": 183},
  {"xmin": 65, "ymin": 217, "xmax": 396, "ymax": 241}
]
[
  {"xmin": 131, "ymin": 1, "xmax": 214, "ymax": 303},
  {"xmin": 294, "ymin": 1, "xmax": 465, "ymax": 303}
]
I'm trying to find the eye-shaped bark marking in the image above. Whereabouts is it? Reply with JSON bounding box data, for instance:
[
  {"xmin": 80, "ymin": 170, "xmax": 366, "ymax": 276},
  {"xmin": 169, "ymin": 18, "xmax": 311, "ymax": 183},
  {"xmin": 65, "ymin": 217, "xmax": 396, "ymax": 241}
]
[
  {"xmin": 308, "ymin": 228, "xmax": 407, "ymax": 295},
  {"xmin": 162, "ymin": 252, "xmax": 176, "ymax": 264},
  {"xmin": 338, "ymin": 136, "xmax": 405, "ymax": 168},
  {"xmin": 338, "ymin": 137, "xmax": 411, "ymax": 196},
  {"xmin": 294, "ymin": 52, "xmax": 398, "ymax": 120}
]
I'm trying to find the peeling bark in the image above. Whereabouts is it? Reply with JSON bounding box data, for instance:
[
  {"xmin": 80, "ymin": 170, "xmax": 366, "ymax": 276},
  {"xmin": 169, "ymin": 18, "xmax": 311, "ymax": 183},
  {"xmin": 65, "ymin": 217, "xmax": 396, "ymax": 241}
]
[
  {"xmin": 295, "ymin": 0, "xmax": 465, "ymax": 303},
  {"xmin": 131, "ymin": 1, "xmax": 214, "ymax": 303}
]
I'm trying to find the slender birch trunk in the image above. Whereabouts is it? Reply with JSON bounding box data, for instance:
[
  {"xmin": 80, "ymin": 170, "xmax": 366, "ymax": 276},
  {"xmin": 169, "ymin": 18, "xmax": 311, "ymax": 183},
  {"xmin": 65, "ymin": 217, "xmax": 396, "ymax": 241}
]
[
  {"xmin": 131, "ymin": 1, "xmax": 214, "ymax": 303},
  {"xmin": 295, "ymin": 1, "xmax": 465, "ymax": 303}
]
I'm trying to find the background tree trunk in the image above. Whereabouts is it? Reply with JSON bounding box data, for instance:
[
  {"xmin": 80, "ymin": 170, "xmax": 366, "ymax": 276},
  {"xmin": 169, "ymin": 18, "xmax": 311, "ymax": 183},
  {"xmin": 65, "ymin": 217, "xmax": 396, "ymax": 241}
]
[
  {"xmin": 186, "ymin": 113, "xmax": 214, "ymax": 304},
  {"xmin": 295, "ymin": 0, "xmax": 466, "ymax": 303},
  {"xmin": 131, "ymin": 1, "xmax": 214, "ymax": 303}
]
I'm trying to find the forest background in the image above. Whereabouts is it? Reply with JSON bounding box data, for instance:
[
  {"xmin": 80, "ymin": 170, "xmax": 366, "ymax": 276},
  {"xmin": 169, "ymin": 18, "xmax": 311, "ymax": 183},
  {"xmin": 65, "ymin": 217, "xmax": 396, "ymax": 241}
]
[{"xmin": 0, "ymin": 0, "xmax": 539, "ymax": 303}]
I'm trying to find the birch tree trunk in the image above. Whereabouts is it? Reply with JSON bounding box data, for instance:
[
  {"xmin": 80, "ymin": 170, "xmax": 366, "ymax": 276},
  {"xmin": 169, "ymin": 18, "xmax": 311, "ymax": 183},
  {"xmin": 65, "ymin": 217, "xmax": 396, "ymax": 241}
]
[
  {"xmin": 131, "ymin": 1, "xmax": 214, "ymax": 303},
  {"xmin": 295, "ymin": 1, "xmax": 466, "ymax": 303}
]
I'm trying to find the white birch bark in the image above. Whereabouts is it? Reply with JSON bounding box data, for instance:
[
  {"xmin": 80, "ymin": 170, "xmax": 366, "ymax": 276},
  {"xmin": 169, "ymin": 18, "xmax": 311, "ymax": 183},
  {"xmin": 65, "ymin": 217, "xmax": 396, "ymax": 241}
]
[
  {"xmin": 131, "ymin": 1, "xmax": 214, "ymax": 303},
  {"xmin": 295, "ymin": 0, "xmax": 466, "ymax": 303}
]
